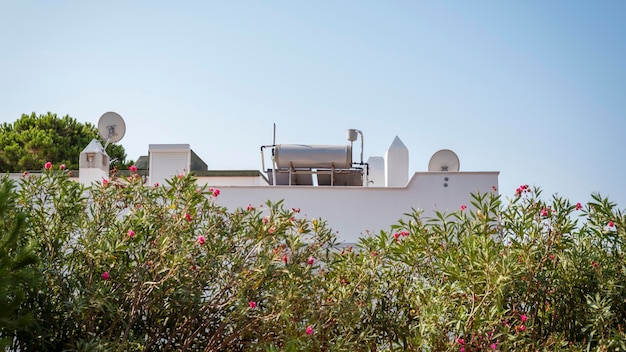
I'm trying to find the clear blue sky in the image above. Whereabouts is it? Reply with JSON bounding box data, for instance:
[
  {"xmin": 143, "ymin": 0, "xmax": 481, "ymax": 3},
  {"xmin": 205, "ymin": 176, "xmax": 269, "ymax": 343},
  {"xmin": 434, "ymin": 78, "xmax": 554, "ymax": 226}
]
[{"xmin": 1, "ymin": 1, "xmax": 625, "ymax": 208}]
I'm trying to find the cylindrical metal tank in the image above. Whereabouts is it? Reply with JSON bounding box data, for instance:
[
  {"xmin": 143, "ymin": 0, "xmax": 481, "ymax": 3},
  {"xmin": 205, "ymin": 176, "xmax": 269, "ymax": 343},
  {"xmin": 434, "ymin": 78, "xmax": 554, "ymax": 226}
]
[{"xmin": 274, "ymin": 144, "xmax": 352, "ymax": 169}]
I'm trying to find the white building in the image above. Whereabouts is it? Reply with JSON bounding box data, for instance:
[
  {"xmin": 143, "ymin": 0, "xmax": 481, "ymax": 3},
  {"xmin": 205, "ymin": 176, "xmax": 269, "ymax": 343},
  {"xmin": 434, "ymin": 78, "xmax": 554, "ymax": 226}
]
[
  {"xmin": 10, "ymin": 130, "xmax": 499, "ymax": 245},
  {"xmin": 124, "ymin": 131, "xmax": 498, "ymax": 244}
]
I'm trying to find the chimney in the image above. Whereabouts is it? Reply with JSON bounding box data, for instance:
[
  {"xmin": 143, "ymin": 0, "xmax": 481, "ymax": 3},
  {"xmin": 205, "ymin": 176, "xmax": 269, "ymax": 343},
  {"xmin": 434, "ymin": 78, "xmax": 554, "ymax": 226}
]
[{"xmin": 79, "ymin": 139, "xmax": 109, "ymax": 185}]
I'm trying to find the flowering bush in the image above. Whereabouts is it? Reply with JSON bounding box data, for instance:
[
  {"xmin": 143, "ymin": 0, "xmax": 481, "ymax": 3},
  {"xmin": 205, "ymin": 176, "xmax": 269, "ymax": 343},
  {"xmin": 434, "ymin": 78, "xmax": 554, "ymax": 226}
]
[{"xmin": 0, "ymin": 168, "xmax": 625, "ymax": 351}]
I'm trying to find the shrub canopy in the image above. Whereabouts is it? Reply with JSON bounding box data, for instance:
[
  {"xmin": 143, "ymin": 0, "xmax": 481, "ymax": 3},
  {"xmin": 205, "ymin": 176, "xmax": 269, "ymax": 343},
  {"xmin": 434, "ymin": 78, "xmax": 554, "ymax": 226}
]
[{"xmin": 0, "ymin": 168, "xmax": 625, "ymax": 351}]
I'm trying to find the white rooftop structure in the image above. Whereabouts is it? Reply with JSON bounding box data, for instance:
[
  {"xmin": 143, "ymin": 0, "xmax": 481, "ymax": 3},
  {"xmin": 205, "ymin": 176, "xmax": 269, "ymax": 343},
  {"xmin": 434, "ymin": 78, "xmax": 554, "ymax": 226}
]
[
  {"xmin": 11, "ymin": 122, "xmax": 498, "ymax": 246},
  {"xmin": 123, "ymin": 130, "xmax": 499, "ymax": 244}
]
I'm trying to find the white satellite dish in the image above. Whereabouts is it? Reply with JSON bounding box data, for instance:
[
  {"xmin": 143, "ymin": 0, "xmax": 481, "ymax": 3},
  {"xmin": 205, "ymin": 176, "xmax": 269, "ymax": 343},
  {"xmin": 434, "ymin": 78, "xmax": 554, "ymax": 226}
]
[
  {"xmin": 428, "ymin": 149, "xmax": 460, "ymax": 172},
  {"xmin": 98, "ymin": 112, "xmax": 126, "ymax": 147}
]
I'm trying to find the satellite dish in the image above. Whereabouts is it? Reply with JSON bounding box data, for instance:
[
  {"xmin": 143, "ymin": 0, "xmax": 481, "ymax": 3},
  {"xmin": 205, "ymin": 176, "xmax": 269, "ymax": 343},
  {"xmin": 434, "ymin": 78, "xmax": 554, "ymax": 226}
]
[
  {"xmin": 98, "ymin": 112, "xmax": 126, "ymax": 146},
  {"xmin": 428, "ymin": 149, "xmax": 460, "ymax": 172}
]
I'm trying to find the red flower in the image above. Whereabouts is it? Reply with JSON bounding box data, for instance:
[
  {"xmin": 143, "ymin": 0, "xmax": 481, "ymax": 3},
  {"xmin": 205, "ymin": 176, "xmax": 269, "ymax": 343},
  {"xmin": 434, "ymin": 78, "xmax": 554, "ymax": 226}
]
[
  {"xmin": 521, "ymin": 314, "xmax": 528, "ymax": 322},
  {"xmin": 282, "ymin": 255, "xmax": 288, "ymax": 263},
  {"xmin": 457, "ymin": 337, "xmax": 465, "ymax": 345},
  {"xmin": 185, "ymin": 213, "xmax": 193, "ymax": 222},
  {"xmin": 307, "ymin": 256, "xmax": 315, "ymax": 265},
  {"xmin": 460, "ymin": 205, "xmax": 467, "ymax": 211},
  {"xmin": 305, "ymin": 325, "xmax": 313, "ymax": 335},
  {"xmin": 44, "ymin": 161, "xmax": 52, "ymax": 170},
  {"xmin": 608, "ymin": 221, "xmax": 615, "ymax": 228},
  {"xmin": 246, "ymin": 204, "xmax": 254, "ymax": 211},
  {"xmin": 213, "ymin": 189, "xmax": 220, "ymax": 197},
  {"xmin": 591, "ymin": 261, "xmax": 599, "ymax": 268},
  {"xmin": 292, "ymin": 207, "xmax": 300, "ymax": 213},
  {"xmin": 249, "ymin": 301, "xmax": 257, "ymax": 309},
  {"xmin": 197, "ymin": 235, "xmax": 206, "ymax": 245},
  {"xmin": 127, "ymin": 230, "xmax": 135, "ymax": 238},
  {"xmin": 575, "ymin": 202, "xmax": 583, "ymax": 210},
  {"xmin": 154, "ymin": 182, "xmax": 159, "ymax": 187},
  {"xmin": 518, "ymin": 325, "xmax": 526, "ymax": 331},
  {"xmin": 101, "ymin": 271, "xmax": 110, "ymax": 280},
  {"xmin": 129, "ymin": 165, "xmax": 137, "ymax": 172}
]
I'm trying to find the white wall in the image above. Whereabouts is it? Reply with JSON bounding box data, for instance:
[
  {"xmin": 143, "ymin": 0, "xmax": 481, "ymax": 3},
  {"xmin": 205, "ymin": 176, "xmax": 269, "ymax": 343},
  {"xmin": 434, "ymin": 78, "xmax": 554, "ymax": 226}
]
[
  {"xmin": 207, "ymin": 171, "xmax": 499, "ymax": 244},
  {"xmin": 198, "ymin": 176, "xmax": 269, "ymax": 187},
  {"xmin": 149, "ymin": 144, "xmax": 191, "ymax": 186}
]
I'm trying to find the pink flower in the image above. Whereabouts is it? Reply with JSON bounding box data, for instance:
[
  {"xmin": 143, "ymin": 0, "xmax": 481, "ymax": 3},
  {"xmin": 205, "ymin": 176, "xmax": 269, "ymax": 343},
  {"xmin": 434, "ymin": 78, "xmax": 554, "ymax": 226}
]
[
  {"xmin": 540, "ymin": 208, "xmax": 549, "ymax": 217},
  {"xmin": 394, "ymin": 232, "xmax": 400, "ymax": 241},
  {"xmin": 249, "ymin": 301, "xmax": 257, "ymax": 309},
  {"xmin": 246, "ymin": 204, "xmax": 254, "ymax": 211},
  {"xmin": 268, "ymin": 226, "xmax": 275, "ymax": 234},
  {"xmin": 521, "ymin": 314, "xmax": 527, "ymax": 322},
  {"xmin": 154, "ymin": 182, "xmax": 159, "ymax": 187},
  {"xmin": 44, "ymin": 161, "xmax": 52, "ymax": 170},
  {"xmin": 490, "ymin": 343, "xmax": 497, "ymax": 350},
  {"xmin": 197, "ymin": 235, "xmax": 206, "ymax": 245},
  {"xmin": 460, "ymin": 348, "xmax": 465, "ymax": 352},
  {"xmin": 213, "ymin": 189, "xmax": 220, "ymax": 197},
  {"xmin": 185, "ymin": 213, "xmax": 193, "ymax": 222},
  {"xmin": 305, "ymin": 325, "xmax": 313, "ymax": 335},
  {"xmin": 292, "ymin": 207, "xmax": 300, "ymax": 213},
  {"xmin": 591, "ymin": 261, "xmax": 599, "ymax": 268},
  {"xmin": 102, "ymin": 179, "xmax": 109, "ymax": 187},
  {"xmin": 129, "ymin": 165, "xmax": 137, "ymax": 172},
  {"xmin": 457, "ymin": 337, "xmax": 465, "ymax": 345},
  {"xmin": 461, "ymin": 205, "xmax": 467, "ymax": 211},
  {"xmin": 519, "ymin": 325, "xmax": 526, "ymax": 331},
  {"xmin": 127, "ymin": 229, "xmax": 135, "ymax": 238},
  {"xmin": 515, "ymin": 184, "xmax": 530, "ymax": 196},
  {"xmin": 262, "ymin": 217, "xmax": 269, "ymax": 224},
  {"xmin": 101, "ymin": 271, "xmax": 110, "ymax": 280},
  {"xmin": 307, "ymin": 256, "xmax": 315, "ymax": 265},
  {"xmin": 60, "ymin": 164, "xmax": 67, "ymax": 170},
  {"xmin": 575, "ymin": 202, "xmax": 583, "ymax": 210},
  {"xmin": 608, "ymin": 221, "xmax": 615, "ymax": 228}
]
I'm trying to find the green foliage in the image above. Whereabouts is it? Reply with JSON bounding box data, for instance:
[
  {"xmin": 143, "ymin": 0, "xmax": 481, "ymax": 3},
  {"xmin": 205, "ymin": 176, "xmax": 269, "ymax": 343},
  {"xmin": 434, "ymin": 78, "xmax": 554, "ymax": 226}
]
[
  {"xmin": 0, "ymin": 112, "xmax": 129, "ymax": 172},
  {"xmin": 0, "ymin": 178, "xmax": 38, "ymax": 350},
  {"xmin": 1, "ymin": 170, "xmax": 625, "ymax": 351}
]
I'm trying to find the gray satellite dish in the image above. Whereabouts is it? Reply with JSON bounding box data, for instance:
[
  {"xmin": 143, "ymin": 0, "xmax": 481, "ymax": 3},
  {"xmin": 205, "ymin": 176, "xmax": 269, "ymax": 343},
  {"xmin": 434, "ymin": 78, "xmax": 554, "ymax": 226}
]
[
  {"xmin": 428, "ymin": 149, "xmax": 460, "ymax": 172},
  {"xmin": 98, "ymin": 112, "xmax": 126, "ymax": 148}
]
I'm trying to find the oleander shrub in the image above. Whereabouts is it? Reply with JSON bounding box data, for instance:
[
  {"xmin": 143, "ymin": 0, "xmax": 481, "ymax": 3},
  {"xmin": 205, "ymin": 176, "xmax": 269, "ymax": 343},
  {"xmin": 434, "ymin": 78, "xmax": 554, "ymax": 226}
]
[{"xmin": 0, "ymin": 165, "xmax": 625, "ymax": 351}]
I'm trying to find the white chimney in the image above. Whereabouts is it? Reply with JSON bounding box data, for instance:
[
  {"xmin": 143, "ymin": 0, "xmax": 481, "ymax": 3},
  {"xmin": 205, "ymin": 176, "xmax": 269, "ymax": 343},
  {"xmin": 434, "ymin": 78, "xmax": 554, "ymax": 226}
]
[
  {"xmin": 385, "ymin": 136, "xmax": 409, "ymax": 187},
  {"xmin": 367, "ymin": 156, "xmax": 385, "ymax": 187},
  {"xmin": 79, "ymin": 139, "xmax": 109, "ymax": 185}
]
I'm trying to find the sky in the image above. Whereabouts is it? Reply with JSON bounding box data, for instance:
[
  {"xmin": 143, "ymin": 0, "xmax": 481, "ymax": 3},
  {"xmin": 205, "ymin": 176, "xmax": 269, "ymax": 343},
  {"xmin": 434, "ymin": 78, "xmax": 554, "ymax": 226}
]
[{"xmin": 1, "ymin": 1, "xmax": 625, "ymax": 208}]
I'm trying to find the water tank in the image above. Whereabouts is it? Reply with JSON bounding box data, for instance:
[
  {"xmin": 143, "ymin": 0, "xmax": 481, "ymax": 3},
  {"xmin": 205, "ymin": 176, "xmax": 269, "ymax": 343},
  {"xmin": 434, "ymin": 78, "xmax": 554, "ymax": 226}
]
[{"xmin": 274, "ymin": 144, "xmax": 352, "ymax": 169}]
